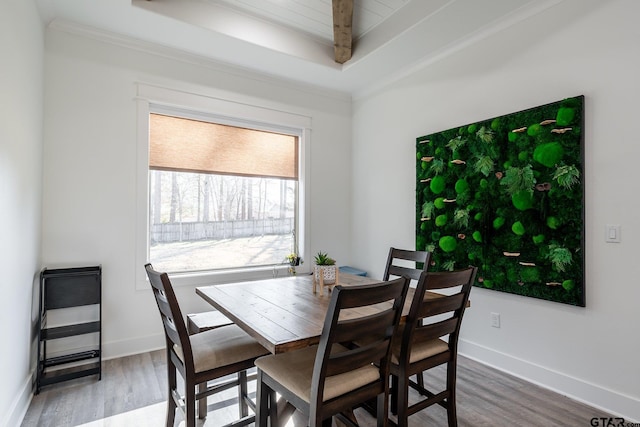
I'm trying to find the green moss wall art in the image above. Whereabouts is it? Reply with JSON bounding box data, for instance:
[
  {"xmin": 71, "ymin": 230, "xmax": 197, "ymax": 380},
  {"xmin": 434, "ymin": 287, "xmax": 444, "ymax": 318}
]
[{"xmin": 416, "ymin": 96, "xmax": 585, "ymax": 306}]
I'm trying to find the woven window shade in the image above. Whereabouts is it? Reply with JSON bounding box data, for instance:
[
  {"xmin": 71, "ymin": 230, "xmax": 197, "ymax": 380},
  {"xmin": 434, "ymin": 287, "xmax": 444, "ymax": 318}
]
[{"xmin": 149, "ymin": 113, "xmax": 298, "ymax": 179}]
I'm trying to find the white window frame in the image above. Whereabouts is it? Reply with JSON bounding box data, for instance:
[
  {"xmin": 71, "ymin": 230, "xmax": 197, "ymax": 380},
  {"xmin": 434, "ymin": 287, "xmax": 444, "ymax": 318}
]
[{"xmin": 135, "ymin": 83, "xmax": 311, "ymax": 290}]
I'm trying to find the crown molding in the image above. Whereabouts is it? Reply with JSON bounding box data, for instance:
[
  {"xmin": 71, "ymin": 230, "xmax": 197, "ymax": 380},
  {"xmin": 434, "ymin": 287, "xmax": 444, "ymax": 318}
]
[{"xmin": 47, "ymin": 19, "xmax": 352, "ymax": 103}]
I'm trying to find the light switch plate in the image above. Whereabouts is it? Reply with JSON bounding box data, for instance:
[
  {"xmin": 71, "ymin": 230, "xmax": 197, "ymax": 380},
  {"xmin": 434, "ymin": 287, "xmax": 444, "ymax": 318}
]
[
  {"xmin": 605, "ymin": 224, "xmax": 621, "ymax": 243},
  {"xmin": 490, "ymin": 312, "xmax": 501, "ymax": 328}
]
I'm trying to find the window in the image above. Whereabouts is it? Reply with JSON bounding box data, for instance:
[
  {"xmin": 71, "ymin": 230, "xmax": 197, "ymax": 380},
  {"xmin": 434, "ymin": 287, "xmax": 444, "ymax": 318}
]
[
  {"xmin": 148, "ymin": 113, "xmax": 298, "ymax": 274},
  {"xmin": 135, "ymin": 84, "xmax": 310, "ymax": 288}
]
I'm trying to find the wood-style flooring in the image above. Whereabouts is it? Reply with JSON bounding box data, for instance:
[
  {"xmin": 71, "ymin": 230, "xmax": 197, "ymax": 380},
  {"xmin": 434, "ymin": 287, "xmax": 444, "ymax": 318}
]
[{"xmin": 22, "ymin": 350, "xmax": 613, "ymax": 426}]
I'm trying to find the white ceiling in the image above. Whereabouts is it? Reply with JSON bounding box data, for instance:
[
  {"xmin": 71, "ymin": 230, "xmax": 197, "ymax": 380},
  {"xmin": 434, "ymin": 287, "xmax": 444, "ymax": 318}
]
[
  {"xmin": 35, "ymin": 0, "xmax": 566, "ymax": 95},
  {"xmin": 207, "ymin": 0, "xmax": 410, "ymax": 45}
]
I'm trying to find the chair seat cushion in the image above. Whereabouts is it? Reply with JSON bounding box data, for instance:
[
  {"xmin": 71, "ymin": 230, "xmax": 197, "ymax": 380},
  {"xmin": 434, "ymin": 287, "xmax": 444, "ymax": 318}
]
[
  {"xmin": 255, "ymin": 345, "xmax": 380, "ymax": 403},
  {"xmin": 391, "ymin": 336, "xmax": 449, "ymax": 365},
  {"xmin": 174, "ymin": 324, "xmax": 269, "ymax": 373}
]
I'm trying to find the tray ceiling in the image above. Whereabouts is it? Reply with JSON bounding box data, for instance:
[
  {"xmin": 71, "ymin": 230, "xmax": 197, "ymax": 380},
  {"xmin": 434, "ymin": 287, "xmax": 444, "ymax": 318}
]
[{"xmin": 36, "ymin": 0, "xmax": 571, "ymax": 95}]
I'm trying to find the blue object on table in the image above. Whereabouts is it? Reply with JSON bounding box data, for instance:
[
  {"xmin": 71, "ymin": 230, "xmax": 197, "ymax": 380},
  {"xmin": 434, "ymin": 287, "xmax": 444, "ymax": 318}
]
[{"xmin": 339, "ymin": 266, "xmax": 367, "ymax": 277}]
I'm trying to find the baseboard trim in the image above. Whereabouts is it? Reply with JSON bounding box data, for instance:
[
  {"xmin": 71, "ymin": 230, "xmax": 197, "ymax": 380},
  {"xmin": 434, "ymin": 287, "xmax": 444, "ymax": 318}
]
[
  {"xmin": 7, "ymin": 373, "xmax": 33, "ymax": 427},
  {"xmin": 459, "ymin": 339, "xmax": 639, "ymax": 423},
  {"xmin": 102, "ymin": 333, "xmax": 165, "ymax": 361}
]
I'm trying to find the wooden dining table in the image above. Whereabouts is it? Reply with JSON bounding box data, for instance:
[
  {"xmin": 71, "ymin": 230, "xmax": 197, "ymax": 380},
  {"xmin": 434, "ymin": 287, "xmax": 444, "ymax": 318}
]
[{"xmin": 196, "ymin": 272, "xmax": 423, "ymax": 354}]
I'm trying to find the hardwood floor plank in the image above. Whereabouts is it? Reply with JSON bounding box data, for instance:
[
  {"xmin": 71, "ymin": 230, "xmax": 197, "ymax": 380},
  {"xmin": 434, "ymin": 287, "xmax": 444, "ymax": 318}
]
[{"xmin": 22, "ymin": 350, "xmax": 614, "ymax": 427}]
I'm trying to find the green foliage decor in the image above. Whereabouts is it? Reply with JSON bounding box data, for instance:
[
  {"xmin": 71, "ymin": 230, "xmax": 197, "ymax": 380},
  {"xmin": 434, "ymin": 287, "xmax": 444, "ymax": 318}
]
[
  {"xmin": 416, "ymin": 96, "xmax": 585, "ymax": 306},
  {"xmin": 314, "ymin": 251, "xmax": 336, "ymax": 266}
]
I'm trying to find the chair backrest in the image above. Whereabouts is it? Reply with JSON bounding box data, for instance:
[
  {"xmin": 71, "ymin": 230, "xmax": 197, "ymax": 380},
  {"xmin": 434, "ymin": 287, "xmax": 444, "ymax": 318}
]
[
  {"xmin": 399, "ymin": 267, "xmax": 477, "ymax": 365},
  {"xmin": 145, "ymin": 263, "xmax": 193, "ymax": 369},
  {"xmin": 383, "ymin": 247, "xmax": 431, "ymax": 282},
  {"xmin": 310, "ymin": 276, "xmax": 410, "ymax": 411}
]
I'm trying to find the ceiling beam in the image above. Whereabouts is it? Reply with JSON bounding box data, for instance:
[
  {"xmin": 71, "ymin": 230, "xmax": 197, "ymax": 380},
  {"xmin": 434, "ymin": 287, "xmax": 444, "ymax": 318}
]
[{"xmin": 332, "ymin": 0, "xmax": 353, "ymax": 64}]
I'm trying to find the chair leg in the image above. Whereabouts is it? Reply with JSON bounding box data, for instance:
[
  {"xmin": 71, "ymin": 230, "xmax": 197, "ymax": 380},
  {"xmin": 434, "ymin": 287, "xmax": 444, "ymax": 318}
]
[
  {"xmin": 396, "ymin": 374, "xmax": 410, "ymax": 427},
  {"xmin": 390, "ymin": 375, "xmax": 398, "ymax": 415},
  {"xmin": 270, "ymin": 388, "xmax": 280, "ymax": 427},
  {"xmin": 186, "ymin": 384, "xmax": 196, "ymax": 427},
  {"xmin": 416, "ymin": 372, "xmax": 426, "ymax": 394},
  {"xmin": 447, "ymin": 395, "xmax": 458, "ymax": 427},
  {"xmin": 256, "ymin": 370, "xmax": 270, "ymax": 427},
  {"xmin": 166, "ymin": 363, "xmax": 177, "ymax": 427},
  {"xmin": 376, "ymin": 392, "xmax": 388, "ymax": 427},
  {"xmin": 238, "ymin": 370, "xmax": 249, "ymax": 418},
  {"xmin": 198, "ymin": 382, "xmax": 207, "ymax": 419},
  {"xmin": 446, "ymin": 361, "xmax": 458, "ymax": 427}
]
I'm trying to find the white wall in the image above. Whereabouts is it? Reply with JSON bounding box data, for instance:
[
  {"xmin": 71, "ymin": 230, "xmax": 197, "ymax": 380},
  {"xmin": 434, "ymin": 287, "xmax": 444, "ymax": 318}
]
[
  {"xmin": 41, "ymin": 27, "xmax": 352, "ymax": 358},
  {"xmin": 1, "ymin": 1, "xmax": 44, "ymax": 426},
  {"xmin": 351, "ymin": 0, "xmax": 639, "ymax": 421}
]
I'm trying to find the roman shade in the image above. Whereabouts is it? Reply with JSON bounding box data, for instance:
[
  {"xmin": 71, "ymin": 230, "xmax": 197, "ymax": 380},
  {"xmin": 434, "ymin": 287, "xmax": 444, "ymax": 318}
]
[{"xmin": 149, "ymin": 113, "xmax": 298, "ymax": 179}]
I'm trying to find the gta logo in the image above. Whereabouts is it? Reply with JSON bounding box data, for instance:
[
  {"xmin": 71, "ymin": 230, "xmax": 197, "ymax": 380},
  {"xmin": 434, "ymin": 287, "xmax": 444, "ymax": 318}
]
[{"xmin": 590, "ymin": 418, "xmax": 626, "ymax": 427}]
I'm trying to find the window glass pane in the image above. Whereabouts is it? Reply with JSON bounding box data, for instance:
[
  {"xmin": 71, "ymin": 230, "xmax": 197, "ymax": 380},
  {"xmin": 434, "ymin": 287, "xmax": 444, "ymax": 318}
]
[{"xmin": 149, "ymin": 170, "xmax": 297, "ymax": 273}]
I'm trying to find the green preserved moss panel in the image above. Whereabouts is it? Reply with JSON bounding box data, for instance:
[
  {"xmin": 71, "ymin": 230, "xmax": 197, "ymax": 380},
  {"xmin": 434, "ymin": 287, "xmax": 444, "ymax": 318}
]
[
  {"xmin": 532, "ymin": 234, "xmax": 545, "ymax": 244},
  {"xmin": 556, "ymin": 107, "xmax": 575, "ymax": 126},
  {"xmin": 439, "ymin": 236, "xmax": 457, "ymax": 252},
  {"xmin": 455, "ymin": 179, "xmax": 469, "ymax": 193},
  {"xmin": 430, "ymin": 175, "xmax": 446, "ymax": 194},
  {"xmin": 416, "ymin": 96, "xmax": 584, "ymax": 306},
  {"xmin": 527, "ymin": 123, "xmax": 542, "ymax": 136},
  {"xmin": 512, "ymin": 190, "xmax": 534, "ymax": 211},
  {"xmin": 520, "ymin": 266, "xmax": 540, "ymax": 283},
  {"xmin": 533, "ymin": 142, "xmax": 564, "ymax": 167},
  {"xmin": 547, "ymin": 216, "xmax": 561, "ymax": 230},
  {"xmin": 511, "ymin": 221, "xmax": 526, "ymax": 236}
]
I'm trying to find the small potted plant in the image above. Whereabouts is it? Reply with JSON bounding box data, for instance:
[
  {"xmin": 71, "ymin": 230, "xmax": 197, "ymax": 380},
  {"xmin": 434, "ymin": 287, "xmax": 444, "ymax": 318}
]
[
  {"xmin": 286, "ymin": 253, "xmax": 302, "ymax": 275},
  {"xmin": 286, "ymin": 253, "xmax": 302, "ymax": 267},
  {"xmin": 313, "ymin": 251, "xmax": 338, "ymax": 293}
]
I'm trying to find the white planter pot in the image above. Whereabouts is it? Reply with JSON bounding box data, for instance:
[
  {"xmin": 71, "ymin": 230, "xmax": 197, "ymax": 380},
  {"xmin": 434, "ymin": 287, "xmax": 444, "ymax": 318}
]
[
  {"xmin": 315, "ymin": 265, "xmax": 337, "ymax": 284},
  {"xmin": 313, "ymin": 265, "xmax": 338, "ymax": 293}
]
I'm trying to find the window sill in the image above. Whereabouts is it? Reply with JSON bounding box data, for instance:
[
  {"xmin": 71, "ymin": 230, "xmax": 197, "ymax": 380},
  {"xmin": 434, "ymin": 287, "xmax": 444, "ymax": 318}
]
[{"xmin": 137, "ymin": 264, "xmax": 309, "ymax": 290}]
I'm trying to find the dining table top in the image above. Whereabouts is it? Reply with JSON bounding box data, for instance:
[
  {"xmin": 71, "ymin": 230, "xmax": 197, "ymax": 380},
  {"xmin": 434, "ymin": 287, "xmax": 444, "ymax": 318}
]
[{"xmin": 196, "ymin": 272, "xmax": 426, "ymax": 354}]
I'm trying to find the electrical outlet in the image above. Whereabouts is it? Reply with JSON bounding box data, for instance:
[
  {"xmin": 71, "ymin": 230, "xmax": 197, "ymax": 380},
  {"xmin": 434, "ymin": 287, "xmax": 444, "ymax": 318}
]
[{"xmin": 490, "ymin": 312, "xmax": 501, "ymax": 328}]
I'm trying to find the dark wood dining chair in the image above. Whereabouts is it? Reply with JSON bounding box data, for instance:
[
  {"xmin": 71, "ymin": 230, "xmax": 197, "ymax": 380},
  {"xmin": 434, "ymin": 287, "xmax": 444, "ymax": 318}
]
[
  {"xmin": 383, "ymin": 247, "xmax": 431, "ymax": 283},
  {"xmin": 383, "ymin": 247, "xmax": 431, "ymax": 389},
  {"xmin": 254, "ymin": 276, "xmax": 411, "ymax": 427},
  {"xmin": 389, "ymin": 267, "xmax": 477, "ymax": 427},
  {"xmin": 144, "ymin": 264, "xmax": 269, "ymax": 427}
]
